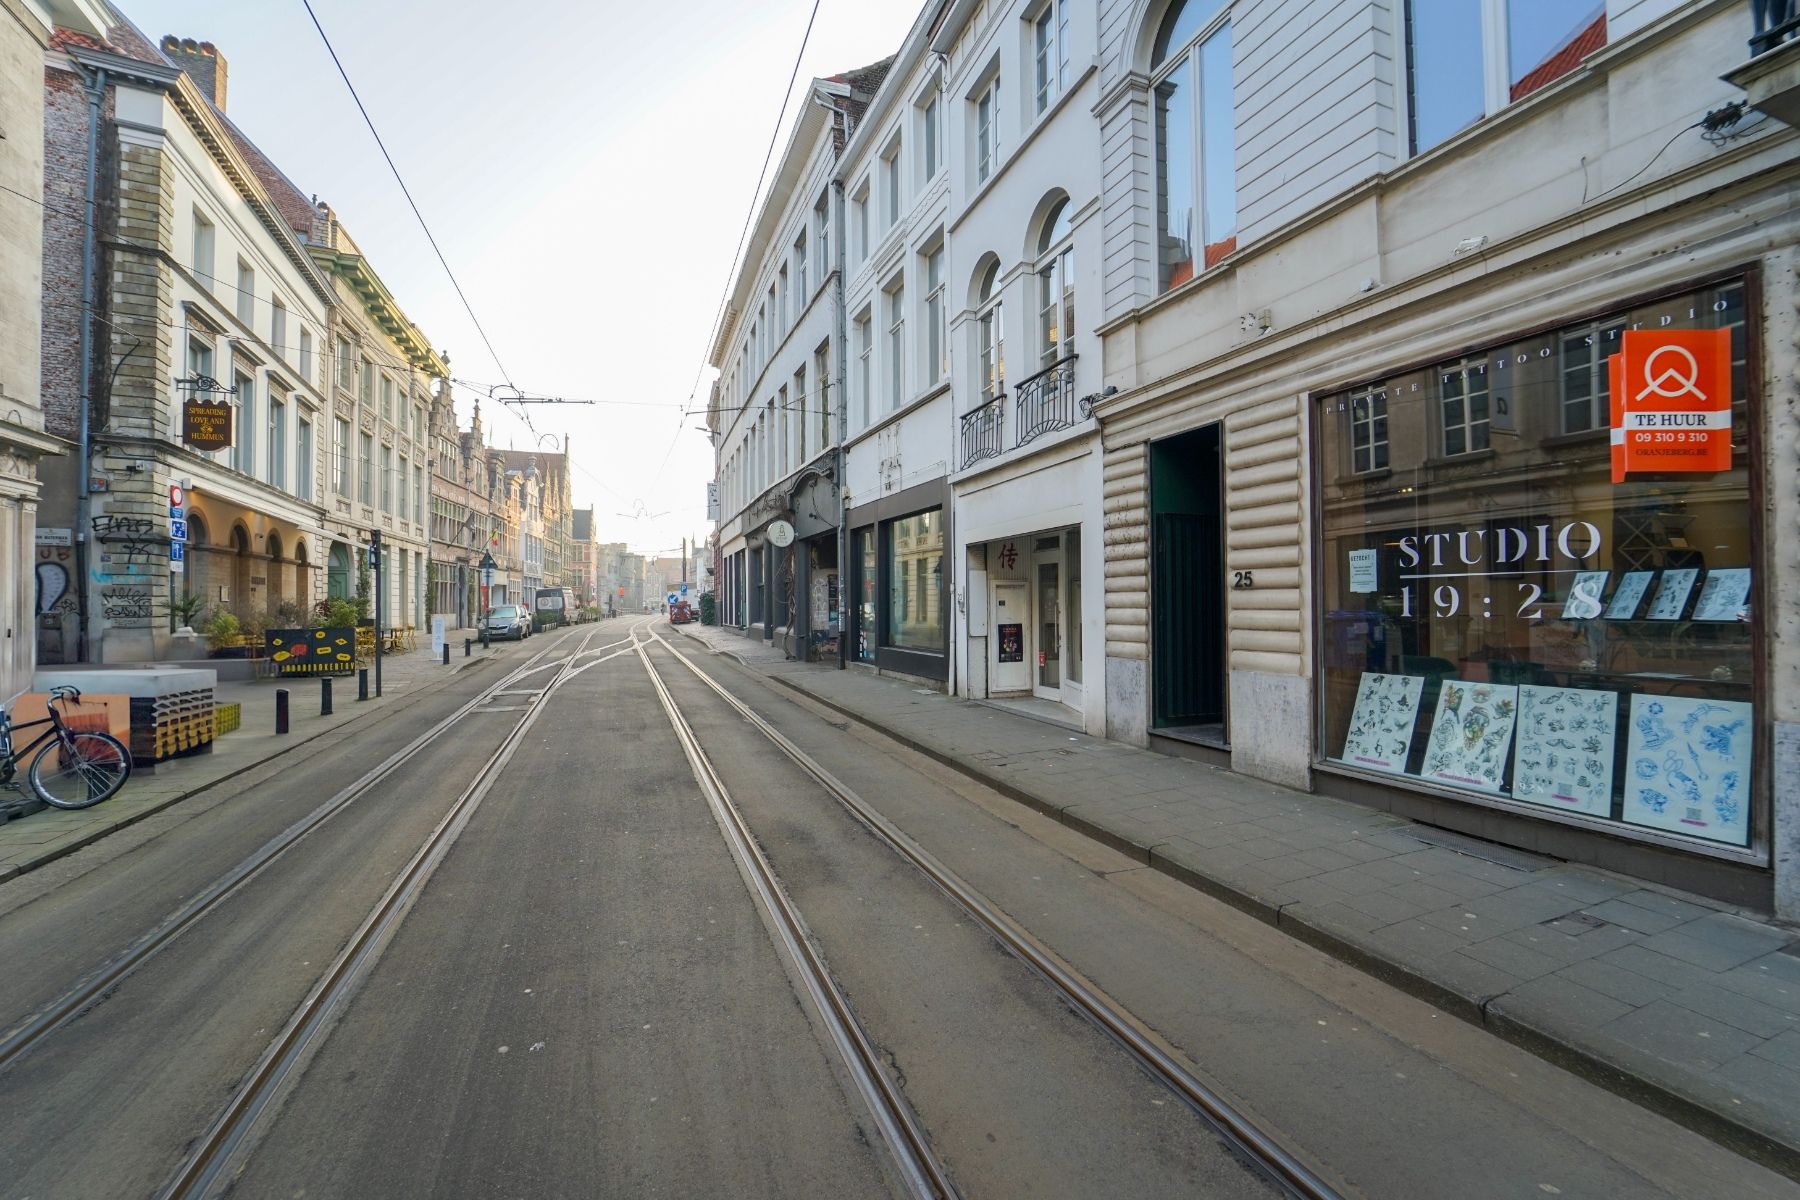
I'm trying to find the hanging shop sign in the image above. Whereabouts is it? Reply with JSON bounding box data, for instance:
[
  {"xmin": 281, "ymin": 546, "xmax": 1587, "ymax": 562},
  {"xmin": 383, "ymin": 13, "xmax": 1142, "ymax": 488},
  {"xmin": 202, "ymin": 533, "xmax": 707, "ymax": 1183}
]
[
  {"xmin": 767, "ymin": 519, "xmax": 796, "ymax": 548},
  {"xmin": 1608, "ymin": 328, "xmax": 1732, "ymax": 482},
  {"xmin": 182, "ymin": 400, "xmax": 233, "ymax": 452}
]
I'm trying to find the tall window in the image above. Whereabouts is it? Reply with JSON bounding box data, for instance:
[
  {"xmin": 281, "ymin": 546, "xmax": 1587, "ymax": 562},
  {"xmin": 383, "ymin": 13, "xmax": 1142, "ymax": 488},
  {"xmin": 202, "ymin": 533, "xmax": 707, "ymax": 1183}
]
[
  {"xmin": 921, "ymin": 91, "xmax": 941, "ymax": 182},
  {"xmin": 297, "ymin": 418, "xmax": 314, "ymax": 501},
  {"xmin": 778, "ymin": 266, "xmax": 790, "ymax": 337},
  {"xmin": 814, "ymin": 342, "xmax": 831, "ymax": 450},
  {"xmin": 191, "ymin": 209, "xmax": 214, "ymax": 280},
  {"xmin": 1033, "ymin": 0, "xmax": 1069, "ymax": 115},
  {"xmin": 1152, "ymin": 0, "xmax": 1235, "ymax": 292},
  {"xmin": 1558, "ymin": 320, "xmax": 1624, "ymax": 434},
  {"xmin": 1348, "ymin": 386, "xmax": 1388, "ymax": 473},
  {"xmin": 414, "ymin": 464, "xmax": 425, "ymax": 523},
  {"xmin": 883, "ymin": 138, "xmax": 902, "ymax": 227},
  {"xmin": 300, "ymin": 329, "xmax": 313, "ymax": 382},
  {"xmin": 382, "ymin": 445, "xmax": 394, "ymax": 511},
  {"xmin": 815, "ymin": 194, "xmax": 830, "ymax": 280},
  {"xmin": 358, "ymin": 432, "xmax": 373, "ymax": 506},
  {"xmin": 976, "ymin": 261, "xmax": 1004, "ymax": 402},
  {"xmin": 336, "ymin": 337, "xmax": 352, "ymax": 389},
  {"xmin": 359, "ymin": 358, "xmax": 373, "ymax": 406},
  {"xmin": 795, "ymin": 366, "xmax": 809, "ymax": 461},
  {"xmin": 853, "ymin": 183, "xmax": 870, "ymax": 264},
  {"xmin": 855, "ymin": 310, "xmax": 873, "ymax": 428},
  {"xmin": 271, "ymin": 298, "xmax": 287, "ymax": 358},
  {"xmin": 1441, "ymin": 358, "xmax": 1491, "ymax": 456},
  {"xmin": 233, "ymin": 370, "xmax": 255, "ymax": 474},
  {"xmin": 380, "ymin": 374, "xmax": 394, "ymax": 422},
  {"xmin": 1405, "ymin": 0, "xmax": 1608, "ymax": 155},
  {"xmin": 925, "ymin": 246, "xmax": 946, "ymax": 383},
  {"xmin": 1036, "ymin": 198, "xmax": 1075, "ymax": 367},
  {"xmin": 777, "ymin": 386, "xmax": 790, "ymax": 478},
  {"xmin": 886, "ymin": 281, "xmax": 906, "ymax": 411},
  {"xmin": 186, "ymin": 333, "xmax": 214, "ymax": 387},
  {"xmin": 335, "ymin": 417, "xmax": 352, "ymax": 496},
  {"xmin": 268, "ymin": 395, "xmax": 287, "ymax": 489},
  {"xmin": 794, "ymin": 232, "xmax": 808, "ymax": 306},
  {"xmin": 236, "ymin": 260, "xmax": 255, "ymax": 325},
  {"xmin": 976, "ymin": 77, "xmax": 1000, "ymax": 183}
]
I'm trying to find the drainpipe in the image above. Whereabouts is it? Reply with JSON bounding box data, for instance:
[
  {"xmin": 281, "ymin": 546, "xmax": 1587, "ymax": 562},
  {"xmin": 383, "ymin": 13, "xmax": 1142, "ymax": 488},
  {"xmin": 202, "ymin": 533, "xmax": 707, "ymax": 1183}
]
[{"xmin": 74, "ymin": 64, "xmax": 108, "ymax": 663}]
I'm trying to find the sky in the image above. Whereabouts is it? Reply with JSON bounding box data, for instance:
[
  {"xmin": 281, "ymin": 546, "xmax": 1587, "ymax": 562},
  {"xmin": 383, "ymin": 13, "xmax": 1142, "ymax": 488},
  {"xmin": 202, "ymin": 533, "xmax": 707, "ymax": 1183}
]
[{"xmin": 118, "ymin": 0, "xmax": 919, "ymax": 556}]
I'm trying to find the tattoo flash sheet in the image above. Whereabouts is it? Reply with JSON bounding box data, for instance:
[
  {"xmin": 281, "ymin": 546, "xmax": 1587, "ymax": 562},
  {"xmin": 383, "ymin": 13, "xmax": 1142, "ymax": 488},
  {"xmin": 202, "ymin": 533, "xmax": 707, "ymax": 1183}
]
[
  {"xmin": 1511, "ymin": 686, "xmax": 1619, "ymax": 817},
  {"xmin": 1339, "ymin": 672, "xmax": 1424, "ymax": 775},
  {"xmin": 1421, "ymin": 682, "xmax": 1519, "ymax": 793},
  {"xmin": 1622, "ymin": 695, "xmax": 1753, "ymax": 844}
]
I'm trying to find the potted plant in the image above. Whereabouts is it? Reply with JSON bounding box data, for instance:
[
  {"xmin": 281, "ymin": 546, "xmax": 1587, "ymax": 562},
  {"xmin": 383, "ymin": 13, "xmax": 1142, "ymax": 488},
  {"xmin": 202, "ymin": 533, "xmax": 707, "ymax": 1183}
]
[{"xmin": 202, "ymin": 608, "xmax": 242, "ymax": 657}]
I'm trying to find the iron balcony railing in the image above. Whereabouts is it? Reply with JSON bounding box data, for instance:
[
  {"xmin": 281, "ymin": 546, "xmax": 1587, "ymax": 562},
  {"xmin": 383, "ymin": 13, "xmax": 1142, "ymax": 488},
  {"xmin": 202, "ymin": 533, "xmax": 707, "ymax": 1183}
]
[
  {"xmin": 1752, "ymin": 0, "xmax": 1799, "ymax": 56},
  {"xmin": 1013, "ymin": 353, "xmax": 1085, "ymax": 448},
  {"xmin": 959, "ymin": 392, "xmax": 1005, "ymax": 469}
]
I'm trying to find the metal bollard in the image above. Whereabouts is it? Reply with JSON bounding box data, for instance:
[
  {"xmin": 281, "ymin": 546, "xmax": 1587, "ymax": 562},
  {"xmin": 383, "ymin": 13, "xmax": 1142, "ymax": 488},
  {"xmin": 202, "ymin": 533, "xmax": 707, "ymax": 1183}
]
[
  {"xmin": 441, "ymin": 642, "xmax": 450, "ymax": 665},
  {"xmin": 464, "ymin": 637, "xmax": 471, "ymax": 657},
  {"xmin": 275, "ymin": 689, "xmax": 290, "ymax": 735},
  {"xmin": 321, "ymin": 676, "xmax": 333, "ymax": 716},
  {"xmin": 357, "ymin": 668, "xmax": 369, "ymax": 702}
]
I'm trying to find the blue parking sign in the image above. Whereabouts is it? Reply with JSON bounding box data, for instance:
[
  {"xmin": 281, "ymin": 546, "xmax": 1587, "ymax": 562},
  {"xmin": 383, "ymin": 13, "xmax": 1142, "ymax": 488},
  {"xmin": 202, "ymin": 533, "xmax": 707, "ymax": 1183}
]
[{"xmin": 170, "ymin": 517, "xmax": 189, "ymax": 542}]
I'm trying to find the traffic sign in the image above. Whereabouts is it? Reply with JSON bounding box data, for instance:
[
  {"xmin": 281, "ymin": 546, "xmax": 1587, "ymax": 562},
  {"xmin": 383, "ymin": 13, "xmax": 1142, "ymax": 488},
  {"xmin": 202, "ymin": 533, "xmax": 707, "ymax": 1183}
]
[
  {"xmin": 168, "ymin": 483, "xmax": 185, "ymax": 508},
  {"xmin": 169, "ymin": 541, "xmax": 185, "ymax": 562},
  {"xmin": 170, "ymin": 518, "xmax": 189, "ymax": 542}
]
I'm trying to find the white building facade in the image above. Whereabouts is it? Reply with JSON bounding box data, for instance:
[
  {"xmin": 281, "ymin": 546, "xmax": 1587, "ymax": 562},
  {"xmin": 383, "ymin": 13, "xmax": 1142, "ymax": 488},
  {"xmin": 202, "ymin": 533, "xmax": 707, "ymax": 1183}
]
[
  {"xmin": 712, "ymin": 71, "xmax": 866, "ymax": 662},
  {"xmin": 935, "ymin": 0, "xmax": 1108, "ymax": 733}
]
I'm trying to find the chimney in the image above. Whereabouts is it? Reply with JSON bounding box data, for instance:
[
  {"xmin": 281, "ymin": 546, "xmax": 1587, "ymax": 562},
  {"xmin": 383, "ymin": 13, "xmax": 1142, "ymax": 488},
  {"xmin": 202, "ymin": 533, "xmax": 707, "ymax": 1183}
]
[{"xmin": 160, "ymin": 37, "xmax": 228, "ymax": 112}]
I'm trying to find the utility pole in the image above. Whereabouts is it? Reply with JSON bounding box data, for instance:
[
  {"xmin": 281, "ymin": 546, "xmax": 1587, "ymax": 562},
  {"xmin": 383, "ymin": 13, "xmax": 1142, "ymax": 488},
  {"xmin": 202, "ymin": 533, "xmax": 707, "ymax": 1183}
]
[{"xmin": 372, "ymin": 527, "xmax": 384, "ymax": 697}]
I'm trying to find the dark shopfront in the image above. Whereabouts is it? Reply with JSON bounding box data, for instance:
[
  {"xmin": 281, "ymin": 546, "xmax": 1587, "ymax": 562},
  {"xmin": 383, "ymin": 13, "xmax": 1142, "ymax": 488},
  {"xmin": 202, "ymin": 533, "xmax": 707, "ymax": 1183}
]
[
  {"xmin": 847, "ymin": 478, "xmax": 949, "ymax": 683},
  {"xmin": 1311, "ymin": 274, "xmax": 1771, "ymax": 906}
]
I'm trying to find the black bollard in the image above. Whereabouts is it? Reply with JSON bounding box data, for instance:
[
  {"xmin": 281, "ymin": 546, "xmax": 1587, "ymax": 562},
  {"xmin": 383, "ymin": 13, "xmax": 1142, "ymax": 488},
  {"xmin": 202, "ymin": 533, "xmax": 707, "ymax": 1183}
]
[
  {"xmin": 357, "ymin": 668, "xmax": 369, "ymax": 702},
  {"xmin": 321, "ymin": 676, "xmax": 333, "ymax": 716},
  {"xmin": 464, "ymin": 637, "xmax": 471, "ymax": 657},
  {"xmin": 275, "ymin": 689, "xmax": 290, "ymax": 735},
  {"xmin": 441, "ymin": 642, "xmax": 450, "ymax": 665}
]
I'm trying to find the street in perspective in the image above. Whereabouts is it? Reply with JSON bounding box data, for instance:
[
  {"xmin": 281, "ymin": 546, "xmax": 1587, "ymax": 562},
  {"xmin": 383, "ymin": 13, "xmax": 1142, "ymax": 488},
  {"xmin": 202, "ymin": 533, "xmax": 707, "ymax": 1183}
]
[{"xmin": 0, "ymin": 0, "xmax": 1797, "ymax": 1197}]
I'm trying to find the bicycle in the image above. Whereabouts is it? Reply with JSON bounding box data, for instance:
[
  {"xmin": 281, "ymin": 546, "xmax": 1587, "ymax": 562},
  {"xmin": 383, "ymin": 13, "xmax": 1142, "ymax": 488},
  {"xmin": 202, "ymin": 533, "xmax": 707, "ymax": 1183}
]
[{"xmin": 1, "ymin": 685, "xmax": 133, "ymax": 810}]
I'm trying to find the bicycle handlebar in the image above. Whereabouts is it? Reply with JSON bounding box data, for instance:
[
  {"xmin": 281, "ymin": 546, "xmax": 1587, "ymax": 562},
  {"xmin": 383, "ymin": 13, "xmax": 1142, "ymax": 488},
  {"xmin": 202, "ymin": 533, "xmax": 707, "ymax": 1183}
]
[{"xmin": 48, "ymin": 685, "xmax": 83, "ymax": 704}]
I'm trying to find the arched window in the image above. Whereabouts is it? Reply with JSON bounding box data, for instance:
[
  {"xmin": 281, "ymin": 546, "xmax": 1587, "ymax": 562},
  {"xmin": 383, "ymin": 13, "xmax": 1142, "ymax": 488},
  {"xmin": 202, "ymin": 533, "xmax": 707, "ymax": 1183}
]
[
  {"xmin": 1150, "ymin": 0, "xmax": 1235, "ymax": 292},
  {"xmin": 1035, "ymin": 197, "xmax": 1075, "ymax": 368},
  {"xmin": 975, "ymin": 259, "xmax": 1004, "ymax": 403}
]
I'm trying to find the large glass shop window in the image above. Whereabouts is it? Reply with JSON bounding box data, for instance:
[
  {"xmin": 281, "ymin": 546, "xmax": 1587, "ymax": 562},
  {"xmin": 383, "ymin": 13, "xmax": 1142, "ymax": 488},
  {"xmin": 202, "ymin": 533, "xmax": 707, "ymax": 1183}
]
[{"xmin": 1318, "ymin": 280, "xmax": 1755, "ymax": 848}]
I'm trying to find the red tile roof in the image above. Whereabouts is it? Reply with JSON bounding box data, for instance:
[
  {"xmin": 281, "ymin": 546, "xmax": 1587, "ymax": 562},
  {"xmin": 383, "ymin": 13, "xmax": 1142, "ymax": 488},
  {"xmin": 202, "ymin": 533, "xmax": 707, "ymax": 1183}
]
[{"xmin": 1511, "ymin": 12, "xmax": 1607, "ymax": 103}]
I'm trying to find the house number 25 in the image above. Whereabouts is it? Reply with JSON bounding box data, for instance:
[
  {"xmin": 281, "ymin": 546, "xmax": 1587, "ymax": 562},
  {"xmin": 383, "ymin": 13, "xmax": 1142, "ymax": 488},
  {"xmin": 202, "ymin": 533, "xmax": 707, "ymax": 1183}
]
[{"xmin": 1232, "ymin": 570, "xmax": 1254, "ymax": 590}]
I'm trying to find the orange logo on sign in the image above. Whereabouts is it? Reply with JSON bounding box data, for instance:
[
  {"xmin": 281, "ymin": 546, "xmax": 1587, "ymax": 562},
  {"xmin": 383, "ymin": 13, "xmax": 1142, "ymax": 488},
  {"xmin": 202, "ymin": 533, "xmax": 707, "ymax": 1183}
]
[{"xmin": 1608, "ymin": 328, "xmax": 1732, "ymax": 482}]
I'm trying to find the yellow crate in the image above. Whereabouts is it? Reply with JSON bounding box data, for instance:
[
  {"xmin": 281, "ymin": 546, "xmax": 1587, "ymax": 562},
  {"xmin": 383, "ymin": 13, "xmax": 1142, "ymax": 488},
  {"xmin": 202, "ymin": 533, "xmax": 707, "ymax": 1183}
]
[{"xmin": 214, "ymin": 702, "xmax": 241, "ymax": 737}]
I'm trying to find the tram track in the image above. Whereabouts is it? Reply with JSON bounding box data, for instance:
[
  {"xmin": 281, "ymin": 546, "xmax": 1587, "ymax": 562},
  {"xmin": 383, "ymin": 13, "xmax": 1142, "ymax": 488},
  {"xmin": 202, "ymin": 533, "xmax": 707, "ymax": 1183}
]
[
  {"xmin": 153, "ymin": 616, "xmax": 659, "ymax": 1199},
  {"xmin": 0, "ymin": 619, "xmax": 643, "ymax": 1080},
  {"xmin": 638, "ymin": 630, "xmax": 1347, "ymax": 1200}
]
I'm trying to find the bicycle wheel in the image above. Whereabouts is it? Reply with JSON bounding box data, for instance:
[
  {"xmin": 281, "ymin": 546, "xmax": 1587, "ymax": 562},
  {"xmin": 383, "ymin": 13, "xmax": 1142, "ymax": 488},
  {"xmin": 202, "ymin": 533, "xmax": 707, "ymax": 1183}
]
[{"xmin": 30, "ymin": 731, "xmax": 132, "ymax": 809}]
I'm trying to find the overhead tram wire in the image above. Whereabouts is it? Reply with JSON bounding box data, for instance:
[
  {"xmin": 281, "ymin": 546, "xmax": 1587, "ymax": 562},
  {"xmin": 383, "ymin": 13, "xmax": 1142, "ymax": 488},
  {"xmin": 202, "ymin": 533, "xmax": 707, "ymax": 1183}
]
[
  {"xmin": 301, "ymin": 0, "xmax": 514, "ymax": 390},
  {"xmin": 649, "ymin": 0, "xmax": 825, "ymax": 484}
]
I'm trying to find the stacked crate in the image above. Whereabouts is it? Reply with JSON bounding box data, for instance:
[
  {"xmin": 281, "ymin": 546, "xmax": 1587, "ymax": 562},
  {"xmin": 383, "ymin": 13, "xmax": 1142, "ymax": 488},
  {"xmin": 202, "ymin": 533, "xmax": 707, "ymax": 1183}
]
[{"xmin": 130, "ymin": 685, "xmax": 215, "ymax": 763}]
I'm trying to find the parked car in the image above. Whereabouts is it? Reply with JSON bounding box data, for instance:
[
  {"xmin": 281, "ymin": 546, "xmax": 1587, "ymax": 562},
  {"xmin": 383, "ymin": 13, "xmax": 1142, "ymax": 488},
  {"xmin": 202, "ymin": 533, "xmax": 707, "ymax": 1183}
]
[
  {"xmin": 668, "ymin": 600, "xmax": 694, "ymax": 625},
  {"xmin": 485, "ymin": 604, "xmax": 531, "ymax": 641}
]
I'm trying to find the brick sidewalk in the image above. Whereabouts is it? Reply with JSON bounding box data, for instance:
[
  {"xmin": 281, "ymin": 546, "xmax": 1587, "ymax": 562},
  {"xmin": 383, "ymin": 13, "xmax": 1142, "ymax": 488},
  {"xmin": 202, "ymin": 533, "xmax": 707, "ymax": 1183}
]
[
  {"xmin": 0, "ymin": 626, "xmax": 527, "ymax": 882},
  {"xmin": 674, "ymin": 622, "xmax": 1800, "ymax": 1173}
]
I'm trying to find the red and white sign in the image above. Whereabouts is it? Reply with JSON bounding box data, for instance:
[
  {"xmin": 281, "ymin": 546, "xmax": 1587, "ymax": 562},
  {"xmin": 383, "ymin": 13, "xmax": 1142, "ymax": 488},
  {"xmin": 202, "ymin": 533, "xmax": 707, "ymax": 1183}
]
[
  {"xmin": 169, "ymin": 483, "xmax": 185, "ymax": 508},
  {"xmin": 1609, "ymin": 328, "xmax": 1732, "ymax": 483}
]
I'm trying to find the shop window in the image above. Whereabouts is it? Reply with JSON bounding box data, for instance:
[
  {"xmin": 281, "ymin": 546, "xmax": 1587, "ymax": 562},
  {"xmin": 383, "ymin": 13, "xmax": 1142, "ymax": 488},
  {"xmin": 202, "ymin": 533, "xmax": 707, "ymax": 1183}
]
[
  {"xmin": 1316, "ymin": 279, "xmax": 1756, "ymax": 851},
  {"xmin": 853, "ymin": 526, "xmax": 877, "ymax": 662},
  {"xmin": 886, "ymin": 509, "xmax": 944, "ymax": 652}
]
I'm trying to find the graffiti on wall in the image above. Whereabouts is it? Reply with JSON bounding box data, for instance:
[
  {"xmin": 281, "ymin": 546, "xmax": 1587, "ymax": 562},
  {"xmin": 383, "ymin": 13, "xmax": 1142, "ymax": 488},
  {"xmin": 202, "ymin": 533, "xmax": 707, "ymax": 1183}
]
[{"xmin": 100, "ymin": 585, "xmax": 153, "ymax": 622}]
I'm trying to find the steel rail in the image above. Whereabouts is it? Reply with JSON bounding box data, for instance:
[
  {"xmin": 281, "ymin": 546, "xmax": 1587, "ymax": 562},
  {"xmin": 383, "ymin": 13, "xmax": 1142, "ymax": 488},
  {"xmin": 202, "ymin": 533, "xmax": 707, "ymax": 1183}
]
[
  {"xmin": 157, "ymin": 618, "xmax": 637, "ymax": 1199},
  {"xmin": 635, "ymin": 640, "xmax": 961, "ymax": 1200},
  {"xmin": 647, "ymin": 632, "xmax": 1349, "ymax": 1200},
  {"xmin": 0, "ymin": 620, "xmax": 639, "ymax": 1075}
]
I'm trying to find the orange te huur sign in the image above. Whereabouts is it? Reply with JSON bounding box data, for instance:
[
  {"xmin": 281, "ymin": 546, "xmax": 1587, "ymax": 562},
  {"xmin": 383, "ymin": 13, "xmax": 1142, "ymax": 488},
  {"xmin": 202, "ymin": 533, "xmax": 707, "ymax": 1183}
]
[{"xmin": 1609, "ymin": 328, "xmax": 1733, "ymax": 483}]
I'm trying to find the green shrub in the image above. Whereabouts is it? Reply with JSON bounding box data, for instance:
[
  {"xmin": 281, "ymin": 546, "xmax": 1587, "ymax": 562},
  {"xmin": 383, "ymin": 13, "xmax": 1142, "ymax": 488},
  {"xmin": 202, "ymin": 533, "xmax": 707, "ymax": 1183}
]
[
  {"xmin": 317, "ymin": 597, "xmax": 360, "ymax": 630},
  {"xmin": 202, "ymin": 609, "xmax": 240, "ymax": 643},
  {"xmin": 698, "ymin": 592, "xmax": 717, "ymax": 625}
]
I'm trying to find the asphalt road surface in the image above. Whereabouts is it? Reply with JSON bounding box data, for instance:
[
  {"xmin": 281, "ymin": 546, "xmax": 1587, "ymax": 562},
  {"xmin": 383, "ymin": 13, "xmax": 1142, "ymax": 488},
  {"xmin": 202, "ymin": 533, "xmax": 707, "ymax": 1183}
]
[{"xmin": 0, "ymin": 616, "xmax": 1793, "ymax": 1199}]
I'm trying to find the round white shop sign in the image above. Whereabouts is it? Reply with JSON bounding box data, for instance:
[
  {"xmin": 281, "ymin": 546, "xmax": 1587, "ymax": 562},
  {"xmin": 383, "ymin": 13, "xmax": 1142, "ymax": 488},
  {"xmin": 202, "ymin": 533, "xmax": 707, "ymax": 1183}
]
[{"xmin": 767, "ymin": 519, "xmax": 796, "ymax": 548}]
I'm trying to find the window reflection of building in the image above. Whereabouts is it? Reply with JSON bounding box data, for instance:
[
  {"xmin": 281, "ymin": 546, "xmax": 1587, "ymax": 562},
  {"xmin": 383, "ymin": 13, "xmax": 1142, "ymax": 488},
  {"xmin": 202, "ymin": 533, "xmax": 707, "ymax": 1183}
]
[{"xmin": 887, "ymin": 509, "xmax": 943, "ymax": 651}]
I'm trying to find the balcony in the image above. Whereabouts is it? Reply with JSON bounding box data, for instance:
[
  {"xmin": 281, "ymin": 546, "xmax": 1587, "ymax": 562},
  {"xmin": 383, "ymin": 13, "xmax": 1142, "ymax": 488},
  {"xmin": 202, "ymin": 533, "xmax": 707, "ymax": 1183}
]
[
  {"xmin": 959, "ymin": 393, "xmax": 1005, "ymax": 469},
  {"xmin": 1012, "ymin": 354, "xmax": 1083, "ymax": 448},
  {"xmin": 1726, "ymin": 1, "xmax": 1800, "ymax": 128}
]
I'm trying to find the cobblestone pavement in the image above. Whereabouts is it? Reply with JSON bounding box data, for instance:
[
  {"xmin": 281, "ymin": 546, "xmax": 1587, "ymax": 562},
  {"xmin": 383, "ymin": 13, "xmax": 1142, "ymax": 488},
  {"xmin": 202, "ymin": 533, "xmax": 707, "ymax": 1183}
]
[{"xmin": 676, "ymin": 621, "xmax": 1800, "ymax": 1172}]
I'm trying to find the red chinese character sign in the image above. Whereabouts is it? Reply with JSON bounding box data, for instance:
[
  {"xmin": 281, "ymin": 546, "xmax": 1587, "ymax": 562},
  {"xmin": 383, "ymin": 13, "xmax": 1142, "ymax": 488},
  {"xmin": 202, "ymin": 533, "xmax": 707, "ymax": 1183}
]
[{"xmin": 1609, "ymin": 328, "xmax": 1732, "ymax": 483}]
